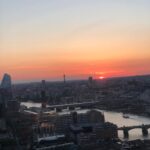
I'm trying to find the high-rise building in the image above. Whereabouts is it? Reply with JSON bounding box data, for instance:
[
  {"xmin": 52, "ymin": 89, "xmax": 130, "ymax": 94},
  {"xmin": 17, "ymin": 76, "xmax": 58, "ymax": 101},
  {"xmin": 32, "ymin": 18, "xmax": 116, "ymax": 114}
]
[
  {"xmin": 88, "ymin": 76, "xmax": 93, "ymax": 87},
  {"xmin": 0, "ymin": 73, "xmax": 13, "ymax": 107},
  {"xmin": 0, "ymin": 74, "xmax": 13, "ymax": 117},
  {"xmin": 41, "ymin": 80, "xmax": 46, "ymax": 90},
  {"xmin": 41, "ymin": 80, "xmax": 47, "ymax": 109},
  {"xmin": 1, "ymin": 73, "xmax": 12, "ymax": 89},
  {"xmin": 63, "ymin": 74, "xmax": 66, "ymax": 84}
]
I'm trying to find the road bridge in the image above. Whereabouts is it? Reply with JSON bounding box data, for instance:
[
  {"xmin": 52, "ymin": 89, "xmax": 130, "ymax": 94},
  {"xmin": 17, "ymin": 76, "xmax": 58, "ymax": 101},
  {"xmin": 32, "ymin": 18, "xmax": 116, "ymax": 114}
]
[
  {"xmin": 118, "ymin": 124, "xmax": 150, "ymax": 137},
  {"xmin": 46, "ymin": 101, "xmax": 100, "ymax": 112}
]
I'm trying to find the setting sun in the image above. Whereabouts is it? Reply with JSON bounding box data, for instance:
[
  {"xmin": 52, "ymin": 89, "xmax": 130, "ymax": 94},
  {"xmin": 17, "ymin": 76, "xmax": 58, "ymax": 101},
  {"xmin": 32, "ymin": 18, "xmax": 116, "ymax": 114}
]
[{"xmin": 99, "ymin": 76, "xmax": 105, "ymax": 80}]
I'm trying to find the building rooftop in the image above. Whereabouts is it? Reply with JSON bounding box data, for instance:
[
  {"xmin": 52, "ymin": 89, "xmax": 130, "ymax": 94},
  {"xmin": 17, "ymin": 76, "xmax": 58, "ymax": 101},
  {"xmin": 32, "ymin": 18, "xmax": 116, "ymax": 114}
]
[{"xmin": 38, "ymin": 134, "xmax": 65, "ymax": 142}]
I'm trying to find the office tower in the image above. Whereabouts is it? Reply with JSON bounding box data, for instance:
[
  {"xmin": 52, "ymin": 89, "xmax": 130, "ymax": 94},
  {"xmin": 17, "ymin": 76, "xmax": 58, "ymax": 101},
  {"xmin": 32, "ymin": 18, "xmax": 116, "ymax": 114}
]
[
  {"xmin": 0, "ymin": 73, "xmax": 13, "ymax": 103},
  {"xmin": 0, "ymin": 73, "xmax": 13, "ymax": 117},
  {"xmin": 1, "ymin": 73, "xmax": 12, "ymax": 89},
  {"xmin": 88, "ymin": 76, "xmax": 93, "ymax": 87},
  {"xmin": 63, "ymin": 74, "xmax": 66, "ymax": 84},
  {"xmin": 41, "ymin": 80, "xmax": 47, "ymax": 109},
  {"xmin": 41, "ymin": 80, "xmax": 46, "ymax": 90}
]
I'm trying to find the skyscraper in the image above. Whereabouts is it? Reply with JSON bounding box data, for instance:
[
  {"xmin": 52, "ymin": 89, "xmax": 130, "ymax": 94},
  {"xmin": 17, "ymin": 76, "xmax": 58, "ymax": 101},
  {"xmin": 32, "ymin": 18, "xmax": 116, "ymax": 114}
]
[
  {"xmin": 0, "ymin": 73, "xmax": 12, "ymax": 100},
  {"xmin": 88, "ymin": 76, "xmax": 93, "ymax": 88},
  {"xmin": 0, "ymin": 73, "xmax": 13, "ymax": 115},
  {"xmin": 41, "ymin": 80, "xmax": 46, "ymax": 90},
  {"xmin": 1, "ymin": 73, "xmax": 12, "ymax": 89},
  {"xmin": 41, "ymin": 80, "xmax": 47, "ymax": 109},
  {"xmin": 63, "ymin": 74, "xmax": 66, "ymax": 84}
]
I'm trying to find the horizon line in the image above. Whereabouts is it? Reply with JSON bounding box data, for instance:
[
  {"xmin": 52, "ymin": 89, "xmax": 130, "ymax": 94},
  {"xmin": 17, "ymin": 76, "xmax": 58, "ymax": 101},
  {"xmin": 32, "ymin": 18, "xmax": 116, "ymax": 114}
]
[{"xmin": 0, "ymin": 73, "xmax": 149, "ymax": 85}]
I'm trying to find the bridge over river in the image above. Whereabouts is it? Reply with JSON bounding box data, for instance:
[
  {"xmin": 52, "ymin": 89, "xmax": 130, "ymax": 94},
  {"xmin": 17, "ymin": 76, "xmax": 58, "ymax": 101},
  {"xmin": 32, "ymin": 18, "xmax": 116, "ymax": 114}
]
[
  {"xmin": 46, "ymin": 101, "xmax": 100, "ymax": 111},
  {"xmin": 118, "ymin": 124, "xmax": 150, "ymax": 138}
]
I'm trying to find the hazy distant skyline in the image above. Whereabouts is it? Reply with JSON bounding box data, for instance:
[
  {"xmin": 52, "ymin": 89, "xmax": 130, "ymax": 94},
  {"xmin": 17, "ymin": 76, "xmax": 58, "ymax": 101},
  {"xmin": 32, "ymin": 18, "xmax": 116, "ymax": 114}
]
[{"xmin": 0, "ymin": 0, "xmax": 150, "ymax": 82}]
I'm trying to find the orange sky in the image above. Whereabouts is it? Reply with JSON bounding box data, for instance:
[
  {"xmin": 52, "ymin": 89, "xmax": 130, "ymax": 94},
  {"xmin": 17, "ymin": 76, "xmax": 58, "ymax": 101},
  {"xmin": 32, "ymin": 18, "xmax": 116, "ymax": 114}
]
[{"xmin": 0, "ymin": 0, "xmax": 150, "ymax": 82}]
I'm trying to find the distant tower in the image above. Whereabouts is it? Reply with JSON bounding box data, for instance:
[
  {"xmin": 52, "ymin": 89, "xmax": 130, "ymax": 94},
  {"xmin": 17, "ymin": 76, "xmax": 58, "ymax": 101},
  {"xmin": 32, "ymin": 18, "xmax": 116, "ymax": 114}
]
[
  {"xmin": 63, "ymin": 74, "xmax": 66, "ymax": 84},
  {"xmin": 88, "ymin": 76, "xmax": 93, "ymax": 87},
  {"xmin": 0, "ymin": 73, "xmax": 12, "ymax": 101},
  {"xmin": 0, "ymin": 73, "xmax": 13, "ymax": 112},
  {"xmin": 41, "ymin": 80, "xmax": 46, "ymax": 90},
  {"xmin": 1, "ymin": 73, "xmax": 12, "ymax": 89},
  {"xmin": 41, "ymin": 80, "xmax": 47, "ymax": 109}
]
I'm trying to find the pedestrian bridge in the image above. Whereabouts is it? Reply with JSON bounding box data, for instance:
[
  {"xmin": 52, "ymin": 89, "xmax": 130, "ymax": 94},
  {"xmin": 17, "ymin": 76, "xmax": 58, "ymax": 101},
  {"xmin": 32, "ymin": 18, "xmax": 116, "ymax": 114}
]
[{"xmin": 118, "ymin": 124, "xmax": 150, "ymax": 137}]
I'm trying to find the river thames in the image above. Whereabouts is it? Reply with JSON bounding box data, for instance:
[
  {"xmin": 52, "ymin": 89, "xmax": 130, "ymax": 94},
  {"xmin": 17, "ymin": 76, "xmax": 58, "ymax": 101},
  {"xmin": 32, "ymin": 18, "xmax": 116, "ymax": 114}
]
[{"xmin": 21, "ymin": 102, "xmax": 150, "ymax": 141}]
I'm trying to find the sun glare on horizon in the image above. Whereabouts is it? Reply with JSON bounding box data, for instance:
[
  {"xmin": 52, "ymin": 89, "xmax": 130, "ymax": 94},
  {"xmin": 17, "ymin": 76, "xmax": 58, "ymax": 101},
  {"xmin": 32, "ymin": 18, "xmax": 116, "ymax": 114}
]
[{"xmin": 99, "ymin": 76, "xmax": 105, "ymax": 80}]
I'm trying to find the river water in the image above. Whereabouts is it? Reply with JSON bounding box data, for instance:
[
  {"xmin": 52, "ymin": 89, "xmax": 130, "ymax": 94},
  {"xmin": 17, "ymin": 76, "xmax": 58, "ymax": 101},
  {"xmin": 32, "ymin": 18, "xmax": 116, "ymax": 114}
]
[{"xmin": 21, "ymin": 102, "xmax": 150, "ymax": 141}]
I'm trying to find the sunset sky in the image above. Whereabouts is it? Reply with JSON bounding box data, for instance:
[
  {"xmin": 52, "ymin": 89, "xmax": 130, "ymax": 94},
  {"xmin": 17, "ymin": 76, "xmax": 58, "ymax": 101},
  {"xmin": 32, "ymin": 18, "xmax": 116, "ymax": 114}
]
[{"xmin": 0, "ymin": 0, "xmax": 150, "ymax": 82}]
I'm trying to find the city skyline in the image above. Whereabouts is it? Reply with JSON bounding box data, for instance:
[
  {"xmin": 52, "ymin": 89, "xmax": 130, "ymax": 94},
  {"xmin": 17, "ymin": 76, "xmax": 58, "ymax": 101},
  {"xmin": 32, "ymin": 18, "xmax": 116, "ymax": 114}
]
[{"xmin": 1, "ymin": 0, "xmax": 150, "ymax": 82}]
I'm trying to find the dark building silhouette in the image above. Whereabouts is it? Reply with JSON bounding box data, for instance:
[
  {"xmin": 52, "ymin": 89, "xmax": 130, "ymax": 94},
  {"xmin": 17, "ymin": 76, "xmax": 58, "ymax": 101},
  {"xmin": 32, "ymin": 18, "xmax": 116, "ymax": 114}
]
[
  {"xmin": 64, "ymin": 74, "xmax": 66, "ymax": 84},
  {"xmin": 0, "ymin": 73, "xmax": 13, "ymax": 117},
  {"xmin": 1, "ymin": 73, "xmax": 12, "ymax": 89},
  {"xmin": 41, "ymin": 80, "xmax": 47, "ymax": 109},
  {"xmin": 88, "ymin": 76, "xmax": 93, "ymax": 88},
  {"xmin": 0, "ymin": 73, "xmax": 12, "ymax": 101}
]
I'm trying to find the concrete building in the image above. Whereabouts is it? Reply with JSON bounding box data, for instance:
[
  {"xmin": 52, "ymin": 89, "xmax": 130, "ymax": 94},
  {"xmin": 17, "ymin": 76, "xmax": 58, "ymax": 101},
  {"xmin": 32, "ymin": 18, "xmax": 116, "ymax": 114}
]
[
  {"xmin": 70, "ymin": 122, "xmax": 118, "ymax": 148},
  {"xmin": 31, "ymin": 109, "xmax": 106, "ymax": 144}
]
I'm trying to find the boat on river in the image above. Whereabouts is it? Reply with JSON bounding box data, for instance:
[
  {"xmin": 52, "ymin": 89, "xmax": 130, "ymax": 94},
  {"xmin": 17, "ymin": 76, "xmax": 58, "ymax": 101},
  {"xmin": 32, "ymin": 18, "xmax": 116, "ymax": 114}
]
[{"xmin": 123, "ymin": 114, "xmax": 130, "ymax": 119}]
